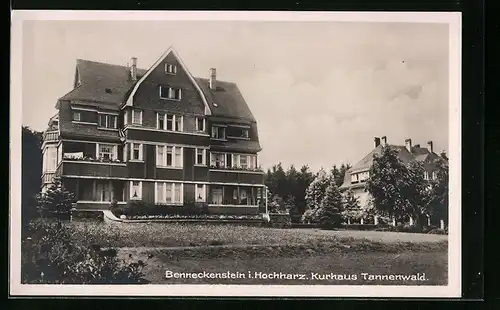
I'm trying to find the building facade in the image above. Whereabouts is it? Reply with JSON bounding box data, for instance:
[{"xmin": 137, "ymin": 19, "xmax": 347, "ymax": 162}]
[
  {"xmin": 41, "ymin": 47, "xmax": 266, "ymax": 215},
  {"xmin": 340, "ymin": 136, "xmax": 445, "ymax": 224}
]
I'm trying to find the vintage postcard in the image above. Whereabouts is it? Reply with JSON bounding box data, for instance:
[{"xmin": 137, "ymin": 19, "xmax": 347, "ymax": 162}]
[{"xmin": 10, "ymin": 11, "xmax": 462, "ymax": 297}]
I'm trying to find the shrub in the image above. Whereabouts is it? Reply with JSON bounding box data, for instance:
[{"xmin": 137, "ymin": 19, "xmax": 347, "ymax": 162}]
[
  {"xmin": 427, "ymin": 228, "xmax": 448, "ymax": 235},
  {"xmin": 22, "ymin": 220, "xmax": 149, "ymax": 284},
  {"xmin": 36, "ymin": 178, "xmax": 76, "ymax": 217},
  {"xmin": 111, "ymin": 200, "xmax": 210, "ymax": 218}
]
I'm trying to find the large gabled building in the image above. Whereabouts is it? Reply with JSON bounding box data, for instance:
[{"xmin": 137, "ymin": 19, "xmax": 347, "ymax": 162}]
[
  {"xmin": 340, "ymin": 136, "xmax": 445, "ymax": 223},
  {"xmin": 41, "ymin": 47, "xmax": 266, "ymax": 215}
]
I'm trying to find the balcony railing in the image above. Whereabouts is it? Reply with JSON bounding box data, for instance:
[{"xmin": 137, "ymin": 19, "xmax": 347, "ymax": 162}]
[
  {"xmin": 209, "ymin": 165, "xmax": 264, "ymax": 173},
  {"xmin": 43, "ymin": 131, "xmax": 59, "ymax": 142},
  {"xmin": 57, "ymin": 160, "xmax": 128, "ymax": 178},
  {"xmin": 42, "ymin": 172, "xmax": 56, "ymax": 184}
]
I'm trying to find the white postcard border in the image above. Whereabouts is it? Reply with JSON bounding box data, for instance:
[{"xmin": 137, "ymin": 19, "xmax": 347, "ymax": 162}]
[{"xmin": 10, "ymin": 10, "xmax": 462, "ymax": 298}]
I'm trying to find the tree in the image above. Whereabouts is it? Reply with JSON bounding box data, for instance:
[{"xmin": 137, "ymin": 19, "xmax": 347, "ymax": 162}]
[
  {"xmin": 366, "ymin": 146, "xmax": 430, "ymax": 226},
  {"xmin": 365, "ymin": 146, "xmax": 409, "ymax": 224},
  {"xmin": 302, "ymin": 169, "xmax": 333, "ymax": 223},
  {"xmin": 268, "ymin": 194, "xmax": 287, "ymax": 214},
  {"xmin": 341, "ymin": 188, "xmax": 363, "ymax": 222},
  {"xmin": 331, "ymin": 163, "xmax": 352, "ymax": 187},
  {"xmin": 22, "ymin": 126, "xmax": 43, "ymax": 225},
  {"xmin": 36, "ymin": 177, "xmax": 76, "ymax": 217},
  {"xmin": 305, "ymin": 169, "xmax": 332, "ymax": 210},
  {"xmin": 314, "ymin": 184, "xmax": 344, "ymax": 228},
  {"xmin": 427, "ymin": 155, "xmax": 449, "ymax": 226},
  {"xmin": 401, "ymin": 161, "xmax": 429, "ymax": 227}
]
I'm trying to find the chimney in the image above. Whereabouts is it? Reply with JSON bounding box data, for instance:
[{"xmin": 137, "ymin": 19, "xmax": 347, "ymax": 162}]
[
  {"xmin": 130, "ymin": 57, "xmax": 137, "ymax": 81},
  {"xmin": 381, "ymin": 136, "xmax": 387, "ymax": 146},
  {"xmin": 209, "ymin": 68, "xmax": 217, "ymax": 90},
  {"xmin": 427, "ymin": 141, "xmax": 434, "ymax": 153},
  {"xmin": 405, "ymin": 138, "xmax": 412, "ymax": 152},
  {"xmin": 374, "ymin": 137, "xmax": 381, "ymax": 148}
]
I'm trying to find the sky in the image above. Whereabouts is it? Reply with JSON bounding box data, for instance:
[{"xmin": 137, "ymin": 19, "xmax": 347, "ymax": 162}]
[{"xmin": 22, "ymin": 20, "xmax": 450, "ymax": 172}]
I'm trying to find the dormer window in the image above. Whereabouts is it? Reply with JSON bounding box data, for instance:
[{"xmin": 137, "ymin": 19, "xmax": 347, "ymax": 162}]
[
  {"xmin": 160, "ymin": 86, "xmax": 182, "ymax": 100},
  {"xmin": 211, "ymin": 125, "xmax": 226, "ymax": 140},
  {"xmin": 241, "ymin": 128, "xmax": 249, "ymax": 138},
  {"xmin": 73, "ymin": 112, "xmax": 81, "ymax": 121},
  {"xmin": 165, "ymin": 63, "xmax": 177, "ymax": 74}
]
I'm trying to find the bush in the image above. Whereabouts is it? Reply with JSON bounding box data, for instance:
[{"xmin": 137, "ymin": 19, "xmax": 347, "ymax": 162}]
[
  {"xmin": 427, "ymin": 228, "xmax": 448, "ymax": 235},
  {"xmin": 110, "ymin": 200, "xmax": 209, "ymax": 218},
  {"xmin": 22, "ymin": 220, "xmax": 149, "ymax": 284}
]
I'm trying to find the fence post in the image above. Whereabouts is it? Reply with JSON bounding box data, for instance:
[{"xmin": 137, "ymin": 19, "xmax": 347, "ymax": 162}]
[
  {"xmin": 440, "ymin": 219, "xmax": 445, "ymax": 230},
  {"xmin": 360, "ymin": 218, "xmax": 364, "ymax": 225},
  {"xmin": 374, "ymin": 216, "xmax": 378, "ymax": 225},
  {"xmin": 409, "ymin": 217, "xmax": 414, "ymax": 226},
  {"xmin": 392, "ymin": 217, "xmax": 396, "ymax": 227}
]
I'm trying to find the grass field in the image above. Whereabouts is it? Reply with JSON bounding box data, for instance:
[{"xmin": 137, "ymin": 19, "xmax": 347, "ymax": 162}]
[{"xmin": 67, "ymin": 221, "xmax": 448, "ymax": 285}]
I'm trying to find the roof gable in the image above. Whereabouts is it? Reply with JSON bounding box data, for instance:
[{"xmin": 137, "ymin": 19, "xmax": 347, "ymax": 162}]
[{"xmin": 123, "ymin": 47, "xmax": 211, "ymax": 115}]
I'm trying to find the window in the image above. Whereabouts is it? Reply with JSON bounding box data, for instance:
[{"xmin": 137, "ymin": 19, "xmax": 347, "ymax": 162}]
[
  {"xmin": 174, "ymin": 147, "xmax": 182, "ymax": 167},
  {"xmin": 166, "ymin": 115, "xmax": 174, "ymax": 130},
  {"xmin": 240, "ymin": 155, "xmax": 248, "ymax": 169},
  {"xmin": 165, "ymin": 183, "xmax": 172, "ymax": 202},
  {"xmin": 196, "ymin": 148, "xmax": 206, "ymax": 165},
  {"xmin": 156, "ymin": 145, "xmax": 165, "ymax": 166},
  {"xmin": 132, "ymin": 109, "xmax": 142, "ymax": 125},
  {"xmin": 156, "ymin": 183, "xmax": 164, "ymax": 202},
  {"xmin": 98, "ymin": 114, "xmax": 118, "ymax": 129},
  {"xmin": 424, "ymin": 171, "xmax": 430, "ymax": 180},
  {"xmin": 210, "ymin": 152, "xmax": 226, "ymax": 168},
  {"xmin": 196, "ymin": 118, "xmax": 205, "ymax": 132},
  {"xmin": 351, "ymin": 173, "xmax": 359, "ymax": 184},
  {"xmin": 124, "ymin": 111, "xmax": 129, "ymax": 126},
  {"xmin": 131, "ymin": 143, "xmax": 142, "ymax": 161},
  {"xmin": 240, "ymin": 188, "xmax": 248, "ymax": 205},
  {"xmin": 175, "ymin": 116, "xmax": 183, "ymax": 132},
  {"xmin": 211, "ymin": 187, "xmax": 223, "ymax": 204},
  {"xmin": 196, "ymin": 184, "xmax": 206, "ymax": 202},
  {"xmin": 165, "ymin": 63, "xmax": 177, "ymax": 74},
  {"xmin": 432, "ymin": 171, "xmax": 438, "ymax": 180},
  {"xmin": 159, "ymin": 113, "xmax": 182, "ymax": 132},
  {"xmin": 130, "ymin": 181, "xmax": 142, "ymax": 200},
  {"xmin": 241, "ymin": 128, "xmax": 249, "ymax": 138},
  {"xmin": 166, "ymin": 146, "xmax": 173, "ymax": 166},
  {"xmin": 232, "ymin": 154, "xmax": 239, "ymax": 168},
  {"xmin": 157, "ymin": 145, "xmax": 182, "ymax": 168},
  {"xmin": 44, "ymin": 147, "xmax": 57, "ymax": 172},
  {"xmin": 98, "ymin": 144, "xmax": 116, "ymax": 160},
  {"xmin": 211, "ymin": 126, "xmax": 226, "ymax": 140},
  {"xmin": 359, "ymin": 171, "xmax": 369, "ymax": 182},
  {"xmin": 123, "ymin": 144, "xmax": 128, "ymax": 162},
  {"xmin": 159, "ymin": 86, "xmax": 182, "ymax": 100},
  {"xmin": 156, "ymin": 182, "xmax": 183, "ymax": 204},
  {"xmin": 96, "ymin": 181, "xmax": 111, "ymax": 202},
  {"xmin": 174, "ymin": 184, "xmax": 182, "ymax": 203},
  {"xmin": 157, "ymin": 113, "xmax": 165, "ymax": 130},
  {"xmin": 73, "ymin": 112, "xmax": 81, "ymax": 121}
]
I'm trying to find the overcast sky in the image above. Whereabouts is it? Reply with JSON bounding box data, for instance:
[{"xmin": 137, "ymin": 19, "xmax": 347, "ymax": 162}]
[{"xmin": 22, "ymin": 20, "xmax": 450, "ymax": 172}]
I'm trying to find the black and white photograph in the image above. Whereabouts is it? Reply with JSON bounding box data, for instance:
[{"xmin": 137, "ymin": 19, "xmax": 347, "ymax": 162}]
[{"xmin": 10, "ymin": 11, "xmax": 462, "ymax": 297}]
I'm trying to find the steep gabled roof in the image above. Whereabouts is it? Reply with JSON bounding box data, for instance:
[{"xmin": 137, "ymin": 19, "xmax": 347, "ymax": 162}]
[
  {"xmin": 58, "ymin": 59, "xmax": 147, "ymax": 106},
  {"xmin": 195, "ymin": 78, "xmax": 256, "ymax": 123},
  {"xmin": 349, "ymin": 144, "xmax": 414, "ymax": 174},
  {"xmin": 57, "ymin": 50, "xmax": 256, "ymax": 122}
]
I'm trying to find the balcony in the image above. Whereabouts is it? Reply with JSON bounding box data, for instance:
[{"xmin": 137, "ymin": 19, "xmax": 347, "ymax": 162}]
[
  {"xmin": 56, "ymin": 159, "xmax": 127, "ymax": 178},
  {"xmin": 208, "ymin": 167, "xmax": 265, "ymax": 184},
  {"xmin": 42, "ymin": 172, "xmax": 56, "ymax": 184},
  {"xmin": 43, "ymin": 131, "xmax": 59, "ymax": 143}
]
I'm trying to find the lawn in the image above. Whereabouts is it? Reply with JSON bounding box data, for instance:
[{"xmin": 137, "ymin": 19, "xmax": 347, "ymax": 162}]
[
  {"xmin": 65, "ymin": 221, "xmax": 448, "ymax": 285},
  {"xmin": 67, "ymin": 221, "xmax": 447, "ymax": 248}
]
